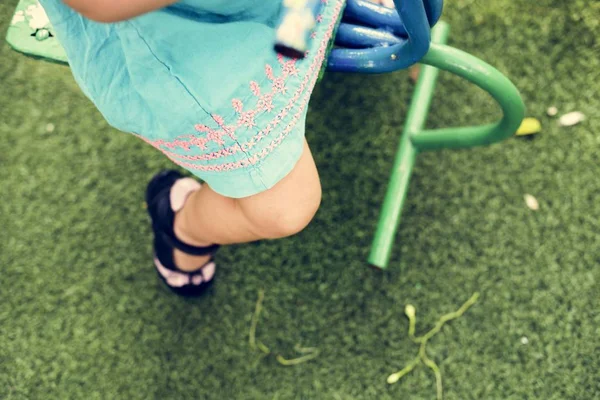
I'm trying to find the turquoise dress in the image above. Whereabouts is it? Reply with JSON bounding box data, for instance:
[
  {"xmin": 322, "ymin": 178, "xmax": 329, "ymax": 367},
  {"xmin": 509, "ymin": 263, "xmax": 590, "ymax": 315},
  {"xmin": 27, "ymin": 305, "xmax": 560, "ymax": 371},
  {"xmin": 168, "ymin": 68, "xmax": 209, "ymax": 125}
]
[{"xmin": 39, "ymin": 0, "xmax": 344, "ymax": 198}]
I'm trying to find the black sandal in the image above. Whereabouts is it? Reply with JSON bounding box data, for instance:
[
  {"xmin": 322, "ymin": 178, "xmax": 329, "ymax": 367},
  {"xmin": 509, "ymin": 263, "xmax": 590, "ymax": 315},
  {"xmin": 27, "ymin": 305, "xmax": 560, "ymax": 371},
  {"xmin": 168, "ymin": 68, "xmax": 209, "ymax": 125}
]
[{"xmin": 145, "ymin": 170, "xmax": 220, "ymax": 297}]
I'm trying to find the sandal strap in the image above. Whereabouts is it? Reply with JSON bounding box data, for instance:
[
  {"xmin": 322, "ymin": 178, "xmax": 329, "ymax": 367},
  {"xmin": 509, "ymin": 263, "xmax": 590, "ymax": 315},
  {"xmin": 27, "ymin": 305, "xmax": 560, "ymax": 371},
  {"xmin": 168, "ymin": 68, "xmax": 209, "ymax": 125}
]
[
  {"xmin": 146, "ymin": 170, "xmax": 220, "ymax": 273},
  {"xmin": 158, "ymin": 229, "xmax": 220, "ymax": 256},
  {"xmin": 150, "ymin": 189, "xmax": 221, "ymax": 257}
]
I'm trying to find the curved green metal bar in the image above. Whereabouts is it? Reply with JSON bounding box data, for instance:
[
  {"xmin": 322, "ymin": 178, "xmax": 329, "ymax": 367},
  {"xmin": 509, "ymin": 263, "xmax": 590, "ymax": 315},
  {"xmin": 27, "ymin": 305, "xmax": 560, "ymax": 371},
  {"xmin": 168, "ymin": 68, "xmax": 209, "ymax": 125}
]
[
  {"xmin": 368, "ymin": 21, "xmax": 525, "ymax": 268},
  {"xmin": 411, "ymin": 43, "xmax": 525, "ymax": 151}
]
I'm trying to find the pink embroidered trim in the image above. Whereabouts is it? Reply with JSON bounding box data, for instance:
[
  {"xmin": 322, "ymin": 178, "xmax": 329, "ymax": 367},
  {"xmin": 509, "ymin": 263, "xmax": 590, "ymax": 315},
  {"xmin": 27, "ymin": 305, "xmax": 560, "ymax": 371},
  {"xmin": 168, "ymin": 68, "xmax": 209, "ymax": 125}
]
[{"xmin": 139, "ymin": 0, "xmax": 344, "ymax": 172}]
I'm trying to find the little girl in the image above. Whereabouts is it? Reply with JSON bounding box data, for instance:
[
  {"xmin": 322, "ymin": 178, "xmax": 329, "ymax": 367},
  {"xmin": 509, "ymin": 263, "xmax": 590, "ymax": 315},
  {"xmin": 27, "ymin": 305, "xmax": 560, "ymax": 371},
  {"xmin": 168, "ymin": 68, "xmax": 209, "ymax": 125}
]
[{"xmin": 39, "ymin": 0, "xmax": 393, "ymax": 296}]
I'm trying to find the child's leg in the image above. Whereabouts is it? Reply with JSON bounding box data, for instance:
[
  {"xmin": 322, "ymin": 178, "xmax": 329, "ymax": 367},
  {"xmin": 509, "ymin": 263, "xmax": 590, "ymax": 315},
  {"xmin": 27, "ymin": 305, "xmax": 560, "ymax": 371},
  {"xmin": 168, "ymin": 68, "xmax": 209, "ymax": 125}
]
[{"xmin": 173, "ymin": 139, "xmax": 321, "ymax": 271}]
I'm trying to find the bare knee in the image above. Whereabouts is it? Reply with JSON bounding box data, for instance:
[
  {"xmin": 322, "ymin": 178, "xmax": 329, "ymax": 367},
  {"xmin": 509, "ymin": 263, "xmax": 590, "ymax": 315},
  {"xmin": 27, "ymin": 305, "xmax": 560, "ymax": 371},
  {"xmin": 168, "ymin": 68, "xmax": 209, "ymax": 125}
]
[
  {"xmin": 240, "ymin": 184, "xmax": 322, "ymax": 239},
  {"xmin": 267, "ymin": 187, "xmax": 322, "ymax": 238},
  {"xmin": 238, "ymin": 140, "xmax": 321, "ymax": 239}
]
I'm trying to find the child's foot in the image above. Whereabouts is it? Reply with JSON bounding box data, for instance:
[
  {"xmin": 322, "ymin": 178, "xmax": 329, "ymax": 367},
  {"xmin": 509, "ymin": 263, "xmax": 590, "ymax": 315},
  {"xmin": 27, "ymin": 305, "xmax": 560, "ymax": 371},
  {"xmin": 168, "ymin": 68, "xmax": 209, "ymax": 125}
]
[{"xmin": 146, "ymin": 170, "xmax": 220, "ymax": 297}]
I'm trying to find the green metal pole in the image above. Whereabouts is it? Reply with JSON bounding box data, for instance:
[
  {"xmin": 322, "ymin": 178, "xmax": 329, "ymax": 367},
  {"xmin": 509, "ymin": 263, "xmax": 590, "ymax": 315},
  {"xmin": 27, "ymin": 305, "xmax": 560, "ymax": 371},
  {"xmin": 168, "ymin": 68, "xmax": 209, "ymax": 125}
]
[{"xmin": 368, "ymin": 22, "xmax": 451, "ymax": 269}]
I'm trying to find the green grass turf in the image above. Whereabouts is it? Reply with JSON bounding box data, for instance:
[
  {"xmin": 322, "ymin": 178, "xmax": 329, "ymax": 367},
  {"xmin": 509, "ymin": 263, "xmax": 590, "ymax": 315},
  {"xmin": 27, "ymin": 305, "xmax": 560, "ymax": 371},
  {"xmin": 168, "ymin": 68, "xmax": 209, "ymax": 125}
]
[{"xmin": 1, "ymin": 1, "xmax": 599, "ymax": 399}]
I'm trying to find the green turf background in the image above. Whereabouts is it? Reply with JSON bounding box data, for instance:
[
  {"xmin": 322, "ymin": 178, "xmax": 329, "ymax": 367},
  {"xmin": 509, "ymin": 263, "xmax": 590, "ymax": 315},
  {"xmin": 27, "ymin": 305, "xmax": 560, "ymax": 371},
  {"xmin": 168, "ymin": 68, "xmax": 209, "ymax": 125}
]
[{"xmin": 1, "ymin": 1, "xmax": 599, "ymax": 399}]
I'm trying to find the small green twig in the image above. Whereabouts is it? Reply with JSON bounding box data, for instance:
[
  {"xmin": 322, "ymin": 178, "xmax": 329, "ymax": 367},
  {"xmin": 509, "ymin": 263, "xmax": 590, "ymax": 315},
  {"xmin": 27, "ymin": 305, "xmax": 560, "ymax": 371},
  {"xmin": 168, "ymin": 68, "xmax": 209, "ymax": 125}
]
[
  {"xmin": 293, "ymin": 343, "xmax": 319, "ymax": 354},
  {"xmin": 419, "ymin": 341, "xmax": 442, "ymax": 400},
  {"xmin": 387, "ymin": 292, "xmax": 480, "ymax": 400},
  {"xmin": 276, "ymin": 349, "xmax": 321, "ymax": 366},
  {"xmin": 405, "ymin": 304, "xmax": 417, "ymax": 342},
  {"xmin": 249, "ymin": 289, "xmax": 266, "ymax": 351},
  {"xmin": 249, "ymin": 291, "xmax": 319, "ymax": 365},
  {"xmin": 415, "ymin": 292, "xmax": 480, "ymax": 344},
  {"xmin": 257, "ymin": 340, "xmax": 271, "ymax": 354},
  {"xmin": 387, "ymin": 356, "xmax": 420, "ymax": 384}
]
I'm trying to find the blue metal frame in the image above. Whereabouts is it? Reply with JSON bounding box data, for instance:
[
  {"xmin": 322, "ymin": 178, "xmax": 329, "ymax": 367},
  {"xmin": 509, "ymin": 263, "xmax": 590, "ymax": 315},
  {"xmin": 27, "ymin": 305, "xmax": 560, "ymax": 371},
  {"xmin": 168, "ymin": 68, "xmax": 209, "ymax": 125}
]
[{"xmin": 328, "ymin": 0, "xmax": 443, "ymax": 73}]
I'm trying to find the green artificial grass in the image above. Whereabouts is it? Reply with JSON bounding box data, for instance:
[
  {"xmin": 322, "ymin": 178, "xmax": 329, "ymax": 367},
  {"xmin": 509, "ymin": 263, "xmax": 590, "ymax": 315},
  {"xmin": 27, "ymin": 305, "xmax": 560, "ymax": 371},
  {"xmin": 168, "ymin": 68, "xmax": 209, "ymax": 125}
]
[{"xmin": 1, "ymin": 1, "xmax": 599, "ymax": 399}]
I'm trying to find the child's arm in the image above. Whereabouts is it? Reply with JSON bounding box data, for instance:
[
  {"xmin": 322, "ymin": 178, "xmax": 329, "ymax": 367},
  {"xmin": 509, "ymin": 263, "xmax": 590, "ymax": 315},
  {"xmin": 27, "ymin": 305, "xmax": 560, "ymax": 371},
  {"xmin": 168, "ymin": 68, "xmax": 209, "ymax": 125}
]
[{"xmin": 63, "ymin": 0, "xmax": 178, "ymax": 22}]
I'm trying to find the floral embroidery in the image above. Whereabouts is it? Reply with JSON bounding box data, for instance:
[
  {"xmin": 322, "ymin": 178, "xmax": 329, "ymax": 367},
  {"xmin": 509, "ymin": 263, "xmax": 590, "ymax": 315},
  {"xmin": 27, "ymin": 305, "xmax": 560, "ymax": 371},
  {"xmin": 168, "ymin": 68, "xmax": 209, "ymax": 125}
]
[
  {"xmin": 232, "ymin": 99, "xmax": 244, "ymax": 113},
  {"xmin": 238, "ymin": 110, "xmax": 257, "ymax": 128},
  {"xmin": 272, "ymin": 77, "xmax": 287, "ymax": 94},
  {"xmin": 265, "ymin": 64, "xmax": 274, "ymax": 80},
  {"xmin": 282, "ymin": 60, "xmax": 299, "ymax": 76},
  {"xmin": 143, "ymin": 0, "xmax": 344, "ymax": 172},
  {"xmin": 250, "ymin": 81, "xmax": 261, "ymax": 96},
  {"xmin": 257, "ymin": 93, "xmax": 274, "ymax": 113}
]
